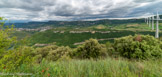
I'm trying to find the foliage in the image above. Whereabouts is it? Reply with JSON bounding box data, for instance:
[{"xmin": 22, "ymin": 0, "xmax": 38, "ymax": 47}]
[
  {"xmin": 47, "ymin": 46, "xmax": 72, "ymax": 61},
  {"xmin": 34, "ymin": 45, "xmax": 71, "ymax": 62},
  {"xmin": 10, "ymin": 19, "xmax": 144, "ymax": 29},
  {"xmin": 34, "ymin": 45, "xmax": 58, "ymax": 63},
  {"xmin": 160, "ymin": 37, "xmax": 162, "ymax": 41},
  {"xmin": 105, "ymin": 42, "xmax": 116, "ymax": 56},
  {"xmin": 28, "ymin": 28, "xmax": 162, "ymax": 48},
  {"xmin": 113, "ymin": 35, "xmax": 162, "ymax": 59},
  {"xmin": 0, "ymin": 17, "xmax": 16, "ymax": 54},
  {"xmin": 1, "ymin": 17, "xmax": 162, "ymax": 76},
  {"xmin": 0, "ymin": 46, "xmax": 35, "ymax": 71},
  {"xmin": 0, "ymin": 17, "xmax": 35, "ymax": 71},
  {"xmin": 73, "ymin": 39, "xmax": 107, "ymax": 59},
  {"xmin": 35, "ymin": 45, "xmax": 58, "ymax": 57}
]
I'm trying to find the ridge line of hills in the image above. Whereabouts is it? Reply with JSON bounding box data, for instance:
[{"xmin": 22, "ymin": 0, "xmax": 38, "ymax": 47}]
[
  {"xmin": 6, "ymin": 19, "xmax": 144, "ymax": 29},
  {"xmin": 5, "ymin": 15, "xmax": 162, "ymax": 29}
]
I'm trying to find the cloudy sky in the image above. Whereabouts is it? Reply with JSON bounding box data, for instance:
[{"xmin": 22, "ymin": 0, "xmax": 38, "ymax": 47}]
[{"xmin": 0, "ymin": 0, "xmax": 162, "ymax": 21}]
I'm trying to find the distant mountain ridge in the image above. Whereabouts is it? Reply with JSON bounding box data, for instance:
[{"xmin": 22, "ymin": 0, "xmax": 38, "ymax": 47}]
[
  {"xmin": 4, "ymin": 19, "xmax": 146, "ymax": 29},
  {"xmin": 8, "ymin": 14, "xmax": 162, "ymax": 29}
]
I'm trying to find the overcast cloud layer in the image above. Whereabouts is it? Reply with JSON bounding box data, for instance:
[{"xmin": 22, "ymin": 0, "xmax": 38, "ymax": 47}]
[{"xmin": 0, "ymin": 0, "xmax": 162, "ymax": 21}]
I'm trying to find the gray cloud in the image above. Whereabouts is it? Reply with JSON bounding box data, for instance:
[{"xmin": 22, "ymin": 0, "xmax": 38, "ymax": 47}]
[
  {"xmin": 133, "ymin": 0, "xmax": 156, "ymax": 3},
  {"xmin": 0, "ymin": 0, "xmax": 162, "ymax": 21}
]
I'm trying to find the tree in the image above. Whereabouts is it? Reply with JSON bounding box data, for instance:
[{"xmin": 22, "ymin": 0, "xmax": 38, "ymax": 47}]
[
  {"xmin": 113, "ymin": 35, "xmax": 162, "ymax": 59},
  {"xmin": 73, "ymin": 39, "xmax": 107, "ymax": 59},
  {"xmin": 0, "ymin": 17, "xmax": 16, "ymax": 55}
]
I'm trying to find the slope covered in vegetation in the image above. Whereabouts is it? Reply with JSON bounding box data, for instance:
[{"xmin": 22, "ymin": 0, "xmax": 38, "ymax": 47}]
[{"xmin": 1, "ymin": 17, "xmax": 162, "ymax": 77}]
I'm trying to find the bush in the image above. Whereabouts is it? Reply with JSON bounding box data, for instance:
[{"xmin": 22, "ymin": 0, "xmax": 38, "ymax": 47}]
[
  {"xmin": 35, "ymin": 45, "xmax": 58, "ymax": 58},
  {"xmin": 47, "ymin": 46, "xmax": 72, "ymax": 61},
  {"xmin": 105, "ymin": 42, "xmax": 116, "ymax": 56},
  {"xmin": 0, "ymin": 17, "xmax": 16, "ymax": 54},
  {"xmin": 34, "ymin": 45, "xmax": 58, "ymax": 62},
  {"xmin": 34, "ymin": 45, "xmax": 71, "ymax": 62},
  {"xmin": 160, "ymin": 37, "xmax": 162, "ymax": 41},
  {"xmin": 113, "ymin": 35, "xmax": 162, "ymax": 59},
  {"xmin": 73, "ymin": 38, "xmax": 107, "ymax": 59},
  {"xmin": 0, "ymin": 46, "xmax": 35, "ymax": 71}
]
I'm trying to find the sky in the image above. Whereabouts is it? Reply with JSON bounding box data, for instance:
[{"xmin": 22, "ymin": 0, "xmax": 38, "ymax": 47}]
[{"xmin": 0, "ymin": 0, "xmax": 162, "ymax": 21}]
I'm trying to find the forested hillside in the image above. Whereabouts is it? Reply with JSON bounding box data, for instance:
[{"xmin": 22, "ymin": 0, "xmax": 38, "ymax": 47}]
[
  {"xmin": 5, "ymin": 15, "xmax": 162, "ymax": 29},
  {"xmin": 6, "ymin": 19, "xmax": 144, "ymax": 28}
]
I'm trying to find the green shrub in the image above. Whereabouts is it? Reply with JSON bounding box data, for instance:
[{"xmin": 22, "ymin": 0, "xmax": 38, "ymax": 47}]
[
  {"xmin": 160, "ymin": 37, "xmax": 162, "ymax": 41},
  {"xmin": 105, "ymin": 42, "xmax": 116, "ymax": 56},
  {"xmin": 34, "ymin": 45, "xmax": 71, "ymax": 62},
  {"xmin": 0, "ymin": 46, "xmax": 35, "ymax": 71},
  {"xmin": 34, "ymin": 45, "xmax": 58, "ymax": 62},
  {"xmin": 47, "ymin": 46, "xmax": 72, "ymax": 61},
  {"xmin": 113, "ymin": 35, "xmax": 162, "ymax": 59},
  {"xmin": 73, "ymin": 38, "xmax": 107, "ymax": 59},
  {"xmin": 0, "ymin": 17, "xmax": 16, "ymax": 54},
  {"xmin": 35, "ymin": 45, "xmax": 58, "ymax": 58}
]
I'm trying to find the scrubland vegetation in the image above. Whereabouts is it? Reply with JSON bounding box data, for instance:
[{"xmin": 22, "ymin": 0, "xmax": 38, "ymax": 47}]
[{"xmin": 0, "ymin": 17, "xmax": 162, "ymax": 77}]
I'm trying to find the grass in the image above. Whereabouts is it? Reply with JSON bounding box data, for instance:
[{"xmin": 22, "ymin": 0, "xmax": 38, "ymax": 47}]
[{"xmin": 2, "ymin": 58, "xmax": 161, "ymax": 77}]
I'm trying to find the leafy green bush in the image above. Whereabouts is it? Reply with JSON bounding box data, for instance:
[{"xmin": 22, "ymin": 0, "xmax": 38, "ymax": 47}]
[
  {"xmin": 34, "ymin": 45, "xmax": 71, "ymax": 62},
  {"xmin": 35, "ymin": 45, "xmax": 58, "ymax": 57},
  {"xmin": 47, "ymin": 46, "xmax": 72, "ymax": 61},
  {"xmin": 0, "ymin": 17, "xmax": 16, "ymax": 54},
  {"xmin": 105, "ymin": 42, "xmax": 116, "ymax": 56},
  {"xmin": 73, "ymin": 38, "xmax": 107, "ymax": 59},
  {"xmin": 113, "ymin": 35, "xmax": 162, "ymax": 59},
  {"xmin": 160, "ymin": 37, "xmax": 162, "ymax": 41},
  {"xmin": 0, "ymin": 46, "xmax": 35, "ymax": 71},
  {"xmin": 34, "ymin": 45, "xmax": 58, "ymax": 62}
]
